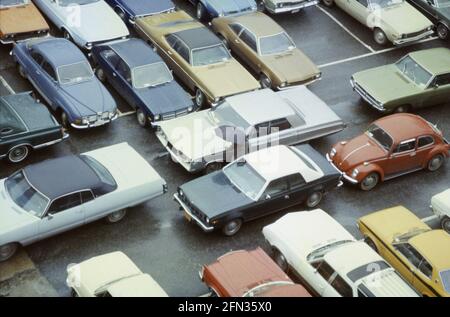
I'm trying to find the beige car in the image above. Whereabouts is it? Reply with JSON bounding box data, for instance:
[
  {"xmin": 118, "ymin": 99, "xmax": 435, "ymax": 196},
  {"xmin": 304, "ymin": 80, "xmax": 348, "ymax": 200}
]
[
  {"xmin": 212, "ymin": 12, "xmax": 321, "ymax": 90},
  {"xmin": 135, "ymin": 10, "xmax": 260, "ymax": 108}
]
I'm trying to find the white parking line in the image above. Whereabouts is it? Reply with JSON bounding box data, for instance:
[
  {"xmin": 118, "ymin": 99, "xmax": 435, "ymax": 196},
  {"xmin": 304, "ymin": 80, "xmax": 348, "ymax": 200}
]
[
  {"xmin": 118, "ymin": 110, "xmax": 136, "ymax": 118},
  {"xmin": 316, "ymin": 5, "xmax": 375, "ymax": 53},
  {"xmin": 0, "ymin": 75, "xmax": 15, "ymax": 94},
  {"xmin": 421, "ymin": 215, "xmax": 438, "ymax": 223}
]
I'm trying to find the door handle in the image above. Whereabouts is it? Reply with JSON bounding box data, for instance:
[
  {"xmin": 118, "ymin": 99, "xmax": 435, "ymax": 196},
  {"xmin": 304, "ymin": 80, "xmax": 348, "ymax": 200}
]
[
  {"xmin": 234, "ymin": 39, "xmax": 240, "ymax": 44},
  {"xmin": 167, "ymin": 50, "xmax": 173, "ymax": 55},
  {"xmin": 112, "ymin": 73, "xmax": 117, "ymax": 77}
]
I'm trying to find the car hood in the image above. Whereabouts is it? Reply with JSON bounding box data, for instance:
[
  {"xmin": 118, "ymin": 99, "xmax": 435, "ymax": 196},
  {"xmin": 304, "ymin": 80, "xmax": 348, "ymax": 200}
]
[
  {"xmin": 157, "ymin": 110, "xmax": 231, "ymax": 160},
  {"xmin": 135, "ymin": 80, "xmax": 193, "ymax": 116},
  {"xmin": 65, "ymin": 1, "xmax": 129, "ymax": 42},
  {"xmin": 332, "ymin": 134, "xmax": 387, "ymax": 172},
  {"xmin": 120, "ymin": 0, "xmax": 174, "ymax": 17},
  {"xmin": 377, "ymin": 3, "xmax": 432, "ymax": 34},
  {"xmin": 353, "ymin": 64, "xmax": 421, "ymax": 104},
  {"xmin": 195, "ymin": 60, "xmax": 260, "ymax": 99},
  {"xmin": 208, "ymin": 0, "xmax": 256, "ymax": 15},
  {"xmin": 0, "ymin": 3, "xmax": 49, "ymax": 35},
  {"xmin": 432, "ymin": 189, "xmax": 450, "ymax": 217},
  {"xmin": 179, "ymin": 171, "xmax": 253, "ymax": 219},
  {"xmin": 262, "ymin": 49, "xmax": 320, "ymax": 84},
  {"xmin": 60, "ymin": 78, "xmax": 117, "ymax": 117}
]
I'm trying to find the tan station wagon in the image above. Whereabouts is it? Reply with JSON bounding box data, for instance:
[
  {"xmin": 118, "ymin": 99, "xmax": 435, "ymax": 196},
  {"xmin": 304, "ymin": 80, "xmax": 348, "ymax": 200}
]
[
  {"xmin": 134, "ymin": 10, "xmax": 260, "ymax": 108},
  {"xmin": 212, "ymin": 12, "xmax": 321, "ymax": 90}
]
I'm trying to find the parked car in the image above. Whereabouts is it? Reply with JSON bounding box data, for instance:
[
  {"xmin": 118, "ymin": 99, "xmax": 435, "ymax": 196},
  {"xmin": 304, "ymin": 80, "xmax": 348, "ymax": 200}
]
[
  {"xmin": 358, "ymin": 206, "xmax": 450, "ymax": 297},
  {"xmin": 174, "ymin": 144, "xmax": 343, "ymax": 236},
  {"xmin": 261, "ymin": 0, "xmax": 319, "ymax": 14},
  {"xmin": 263, "ymin": 209, "xmax": 420, "ymax": 297},
  {"xmin": 431, "ymin": 188, "xmax": 450, "ymax": 233},
  {"xmin": 67, "ymin": 252, "xmax": 169, "ymax": 297},
  {"xmin": 92, "ymin": 38, "xmax": 196, "ymax": 127},
  {"xmin": 12, "ymin": 37, "xmax": 118, "ymax": 129},
  {"xmin": 156, "ymin": 87, "xmax": 345, "ymax": 174},
  {"xmin": 105, "ymin": 0, "xmax": 175, "ymax": 25},
  {"xmin": 134, "ymin": 10, "xmax": 260, "ymax": 108},
  {"xmin": 0, "ymin": 0, "xmax": 49, "ymax": 44},
  {"xmin": 211, "ymin": 12, "xmax": 321, "ymax": 89},
  {"xmin": 321, "ymin": 0, "xmax": 434, "ymax": 45},
  {"xmin": 186, "ymin": 0, "xmax": 257, "ymax": 21},
  {"xmin": 327, "ymin": 114, "xmax": 450, "ymax": 191},
  {"xmin": 200, "ymin": 248, "xmax": 311, "ymax": 297},
  {"xmin": 33, "ymin": 0, "xmax": 129, "ymax": 50},
  {"xmin": 407, "ymin": 0, "xmax": 450, "ymax": 40},
  {"xmin": 0, "ymin": 142, "xmax": 167, "ymax": 262},
  {"xmin": 351, "ymin": 48, "xmax": 450, "ymax": 113},
  {"xmin": 0, "ymin": 92, "xmax": 68, "ymax": 163}
]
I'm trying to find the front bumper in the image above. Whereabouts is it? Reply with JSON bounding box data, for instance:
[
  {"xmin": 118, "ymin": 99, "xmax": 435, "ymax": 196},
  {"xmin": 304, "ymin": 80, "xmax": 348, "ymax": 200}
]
[
  {"xmin": 0, "ymin": 31, "xmax": 49, "ymax": 44},
  {"xmin": 351, "ymin": 78, "xmax": 386, "ymax": 112},
  {"xmin": 174, "ymin": 193, "xmax": 214, "ymax": 232},
  {"xmin": 71, "ymin": 113, "xmax": 118, "ymax": 129},
  {"xmin": 326, "ymin": 154, "xmax": 359, "ymax": 184},
  {"xmin": 277, "ymin": 73, "xmax": 322, "ymax": 90},
  {"xmin": 265, "ymin": 0, "xmax": 318, "ymax": 13},
  {"xmin": 393, "ymin": 30, "xmax": 434, "ymax": 45}
]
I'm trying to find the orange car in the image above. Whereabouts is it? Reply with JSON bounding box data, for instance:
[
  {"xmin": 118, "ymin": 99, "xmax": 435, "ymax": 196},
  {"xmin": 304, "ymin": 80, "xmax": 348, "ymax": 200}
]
[{"xmin": 0, "ymin": 0, "xmax": 49, "ymax": 44}]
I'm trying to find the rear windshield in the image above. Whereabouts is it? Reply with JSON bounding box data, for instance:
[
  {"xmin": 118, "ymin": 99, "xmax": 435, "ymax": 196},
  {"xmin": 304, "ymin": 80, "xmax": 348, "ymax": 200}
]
[
  {"xmin": 80, "ymin": 155, "xmax": 117, "ymax": 194},
  {"xmin": 440, "ymin": 270, "xmax": 450, "ymax": 294}
]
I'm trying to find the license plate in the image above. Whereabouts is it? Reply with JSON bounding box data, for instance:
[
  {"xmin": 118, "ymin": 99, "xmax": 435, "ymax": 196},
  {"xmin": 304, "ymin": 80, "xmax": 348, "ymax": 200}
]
[{"xmin": 184, "ymin": 212, "xmax": 192, "ymax": 222}]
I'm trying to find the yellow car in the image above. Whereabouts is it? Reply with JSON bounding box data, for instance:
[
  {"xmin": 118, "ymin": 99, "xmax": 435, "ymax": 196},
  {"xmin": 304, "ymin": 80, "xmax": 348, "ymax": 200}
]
[{"xmin": 358, "ymin": 206, "xmax": 450, "ymax": 297}]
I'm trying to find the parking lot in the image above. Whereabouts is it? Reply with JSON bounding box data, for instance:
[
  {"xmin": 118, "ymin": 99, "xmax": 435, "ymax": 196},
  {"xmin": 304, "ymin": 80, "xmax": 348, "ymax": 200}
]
[{"xmin": 0, "ymin": 1, "xmax": 449, "ymax": 297}]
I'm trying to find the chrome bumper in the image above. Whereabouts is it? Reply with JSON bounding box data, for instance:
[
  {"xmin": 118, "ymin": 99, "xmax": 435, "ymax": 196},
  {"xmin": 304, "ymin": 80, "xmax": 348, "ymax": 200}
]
[
  {"xmin": 266, "ymin": 0, "xmax": 318, "ymax": 13},
  {"xmin": 33, "ymin": 132, "xmax": 69, "ymax": 150},
  {"xmin": 277, "ymin": 74, "xmax": 322, "ymax": 90},
  {"xmin": 70, "ymin": 113, "xmax": 118, "ymax": 129},
  {"xmin": 326, "ymin": 154, "xmax": 358, "ymax": 184},
  {"xmin": 393, "ymin": 30, "xmax": 434, "ymax": 45},
  {"xmin": 174, "ymin": 193, "xmax": 214, "ymax": 232}
]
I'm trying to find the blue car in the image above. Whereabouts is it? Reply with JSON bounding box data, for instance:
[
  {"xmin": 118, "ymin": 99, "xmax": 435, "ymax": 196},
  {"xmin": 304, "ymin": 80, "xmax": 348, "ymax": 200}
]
[
  {"xmin": 188, "ymin": 0, "xmax": 257, "ymax": 21},
  {"xmin": 105, "ymin": 0, "xmax": 175, "ymax": 25},
  {"xmin": 92, "ymin": 38, "xmax": 196, "ymax": 126},
  {"xmin": 12, "ymin": 37, "xmax": 118, "ymax": 129}
]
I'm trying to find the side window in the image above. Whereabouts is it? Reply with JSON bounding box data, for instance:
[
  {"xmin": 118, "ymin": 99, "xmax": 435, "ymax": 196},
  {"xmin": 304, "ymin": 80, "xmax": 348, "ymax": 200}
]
[
  {"xmin": 286, "ymin": 173, "xmax": 306, "ymax": 188},
  {"xmin": 254, "ymin": 121, "xmax": 270, "ymax": 137},
  {"xmin": 31, "ymin": 51, "xmax": 44, "ymax": 66},
  {"xmin": 41, "ymin": 61, "xmax": 57, "ymax": 81},
  {"xmin": 329, "ymin": 274, "xmax": 353, "ymax": 297},
  {"xmin": 48, "ymin": 193, "xmax": 82, "ymax": 214},
  {"xmin": 80, "ymin": 190, "xmax": 94, "ymax": 204},
  {"xmin": 176, "ymin": 42, "xmax": 190, "ymax": 63},
  {"xmin": 357, "ymin": 0, "xmax": 369, "ymax": 7},
  {"xmin": 115, "ymin": 60, "xmax": 131, "ymax": 83},
  {"xmin": 434, "ymin": 73, "xmax": 450, "ymax": 86},
  {"xmin": 239, "ymin": 28, "xmax": 257, "ymax": 52},
  {"xmin": 101, "ymin": 49, "xmax": 121, "ymax": 68},
  {"xmin": 165, "ymin": 34, "xmax": 178, "ymax": 48},
  {"xmin": 393, "ymin": 140, "xmax": 416, "ymax": 154},
  {"xmin": 270, "ymin": 118, "xmax": 292, "ymax": 133},
  {"xmin": 229, "ymin": 23, "xmax": 243, "ymax": 36},
  {"xmin": 418, "ymin": 259, "xmax": 433, "ymax": 279},
  {"xmin": 395, "ymin": 243, "xmax": 423, "ymax": 268},
  {"xmin": 417, "ymin": 136, "xmax": 434, "ymax": 148},
  {"xmin": 316, "ymin": 261, "xmax": 335, "ymax": 282},
  {"xmin": 264, "ymin": 177, "xmax": 289, "ymax": 197}
]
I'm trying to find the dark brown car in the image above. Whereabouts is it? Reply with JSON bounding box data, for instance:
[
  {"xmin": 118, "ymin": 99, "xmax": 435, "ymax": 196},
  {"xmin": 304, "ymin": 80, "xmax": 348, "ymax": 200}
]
[
  {"xmin": 328, "ymin": 113, "xmax": 450, "ymax": 191},
  {"xmin": 200, "ymin": 248, "xmax": 311, "ymax": 297}
]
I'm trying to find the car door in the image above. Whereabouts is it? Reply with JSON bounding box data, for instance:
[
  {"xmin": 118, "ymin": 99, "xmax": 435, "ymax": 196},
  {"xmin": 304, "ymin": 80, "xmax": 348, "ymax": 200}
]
[
  {"xmin": 26, "ymin": 51, "xmax": 56, "ymax": 107},
  {"xmin": 424, "ymin": 73, "xmax": 450, "ymax": 107},
  {"xmin": 164, "ymin": 34, "xmax": 193, "ymax": 90},
  {"xmin": 415, "ymin": 135, "xmax": 435, "ymax": 165},
  {"xmin": 285, "ymin": 173, "xmax": 311, "ymax": 205},
  {"xmin": 234, "ymin": 26, "xmax": 259, "ymax": 73},
  {"xmin": 38, "ymin": 192, "xmax": 85, "ymax": 239},
  {"xmin": 110, "ymin": 57, "xmax": 136, "ymax": 108},
  {"xmin": 346, "ymin": 0, "xmax": 371, "ymax": 25},
  {"xmin": 39, "ymin": 60, "xmax": 60, "ymax": 110},
  {"xmin": 384, "ymin": 139, "xmax": 421, "ymax": 176}
]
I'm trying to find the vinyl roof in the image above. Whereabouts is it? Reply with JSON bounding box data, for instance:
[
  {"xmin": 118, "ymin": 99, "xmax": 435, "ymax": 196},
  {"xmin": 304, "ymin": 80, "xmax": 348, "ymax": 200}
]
[
  {"xmin": 172, "ymin": 27, "xmax": 221, "ymax": 50},
  {"xmin": 107, "ymin": 38, "xmax": 162, "ymax": 68}
]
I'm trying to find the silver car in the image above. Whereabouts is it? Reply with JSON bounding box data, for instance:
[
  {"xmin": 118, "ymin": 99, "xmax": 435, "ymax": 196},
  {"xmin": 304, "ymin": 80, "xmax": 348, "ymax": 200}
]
[{"xmin": 155, "ymin": 87, "xmax": 346, "ymax": 174}]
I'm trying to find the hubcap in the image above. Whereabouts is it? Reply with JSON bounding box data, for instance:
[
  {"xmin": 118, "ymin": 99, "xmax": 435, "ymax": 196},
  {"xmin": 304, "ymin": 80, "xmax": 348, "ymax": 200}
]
[
  {"xmin": 137, "ymin": 110, "xmax": 146, "ymax": 126},
  {"xmin": 438, "ymin": 25, "xmax": 448, "ymax": 39},
  {"xmin": 61, "ymin": 112, "xmax": 69, "ymax": 128},
  {"xmin": 195, "ymin": 90, "xmax": 204, "ymax": 107},
  {"xmin": 197, "ymin": 5, "xmax": 202, "ymax": 19},
  {"xmin": 443, "ymin": 219, "xmax": 450, "ymax": 233},
  {"xmin": 375, "ymin": 31, "xmax": 385, "ymax": 44},
  {"xmin": 0, "ymin": 244, "xmax": 16, "ymax": 260},
  {"xmin": 275, "ymin": 252, "xmax": 287, "ymax": 271},
  {"xmin": 362, "ymin": 174, "xmax": 378, "ymax": 190},
  {"xmin": 224, "ymin": 220, "xmax": 241, "ymax": 235},
  {"xmin": 9, "ymin": 146, "xmax": 28, "ymax": 162},
  {"xmin": 260, "ymin": 76, "xmax": 271, "ymax": 88},
  {"xmin": 307, "ymin": 192, "xmax": 322, "ymax": 207},
  {"xmin": 109, "ymin": 210, "xmax": 125, "ymax": 222},
  {"xmin": 97, "ymin": 69, "xmax": 105, "ymax": 81},
  {"xmin": 429, "ymin": 156, "xmax": 443, "ymax": 171}
]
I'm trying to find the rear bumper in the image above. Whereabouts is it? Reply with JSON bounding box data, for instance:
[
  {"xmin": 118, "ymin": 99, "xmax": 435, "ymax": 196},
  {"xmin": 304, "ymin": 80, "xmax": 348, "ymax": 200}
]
[
  {"xmin": 174, "ymin": 193, "xmax": 214, "ymax": 232},
  {"xmin": 33, "ymin": 132, "xmax": 69, "ymax": 150},
  {"xmin": 326, "ymin": 154, "xmax": 358, "ymax": 184},
  {"xmin": 265, "ymin": 0, "xmax": 318, "ymax": 13}
]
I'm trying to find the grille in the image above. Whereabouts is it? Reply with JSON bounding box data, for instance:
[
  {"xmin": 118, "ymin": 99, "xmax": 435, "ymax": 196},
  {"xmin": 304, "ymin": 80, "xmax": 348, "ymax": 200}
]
[
  {"xmin": 162, "ymin": 109, "xmax": 189, "ymax": 121},
  {"xmin": 404, "ymin": 29, "xmax": 428, "ymax": 39}
]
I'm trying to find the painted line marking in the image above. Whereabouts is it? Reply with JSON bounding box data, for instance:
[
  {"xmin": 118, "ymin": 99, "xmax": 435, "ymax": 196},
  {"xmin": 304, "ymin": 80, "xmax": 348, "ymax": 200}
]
[
  {"xmin": 316, "ymin": 5, "xmax": 375, "ymax": 53},
  {"xmin": 199, "ymin": 292, "xmax": 212, "ymax": 297},
  {"xmin": 318, "ymin": 36, "xmax": 438, "ymax": 68},
  {"xmin": 118, "ymin": 110, "xmax": 136, "ymax": 118},
  {"xmin": 421, "ymin": 215, "xmax": 438, "ymax": 223},
  {"xmin": 0, "ymin": 75, "xmax": 15, "ymax": 94}
]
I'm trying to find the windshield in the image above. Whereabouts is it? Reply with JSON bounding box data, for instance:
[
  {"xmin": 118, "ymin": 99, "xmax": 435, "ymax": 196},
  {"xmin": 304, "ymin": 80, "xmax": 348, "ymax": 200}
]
[
  {"xmin": 132, "ymin": 62, "xmax": 173, "ymax": 89},
  {"xmin": 395, "ymin": 55, "xmax": 432, "ymax": 88},
  {"xmin": 367, "ymin": 124, "xmax": 394, "ymax": 151},
  {"xmin": 5, "ymin": 171, "xmax": 49, "ymax": 217},
  {"xmin": 57, "ymin": 62, "xmax": 93, "ymax": 85},
  {"xmin": 436, "ymin": 0, "xmax": 450, "ymax": 7},
  {"xmin": 223, "ymin": 161, "xmax": 266, "ymax": 201},
  {"xmin": 259, "ymin": 33, "xmax": 295, "ymax": 55},
  {"xmin": 440, "ymin": 270, "xmax": 450, "ymax": 294},
  {"xmin": 0, "ymin": 0, "xmax": 28, "ymax": 7},
  {"xmin": 192, "ymin": 44, "xmax": 231, "ymax": 66},
  {"xmin": 56, "ymin": 0, "xmax": 99, "ymax": 6},
  {"xmin": 370, "ymin": 0, "xmax": 403, "ymax": 8},
  {"xmin": 209, "ymin": 102, "xmax": 250, "ymax": 129}
]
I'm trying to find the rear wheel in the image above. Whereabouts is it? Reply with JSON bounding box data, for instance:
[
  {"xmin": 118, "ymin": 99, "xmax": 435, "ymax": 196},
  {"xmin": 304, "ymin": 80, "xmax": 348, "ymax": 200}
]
[
  {"xmin": 196, "ymin": 2, "xmax": 206, "ymax": 21},
  {"xmin": 18, "ymin": 64, "xmax": 27, "ymax": 78},
  {"xmin": 136, "ymin": 108, "xmax": 148, "ymax": 127},
  {"xmin": 437, "ymin": 23, "xmax": 449, "ymax": 40},
  {"xmin": 360, "ymin": 172, "xmax": 379, "ymax": 191},
  {"xmin": 60, "ymin": 111, "xmax": 70, "ymax": 129},
  {"xmin": 0, "ymin": 243, "xmax": 19, "ymax": 262},
  {"xmin": 260, "ymin": 73, "xmax": 272, "ymax": 89},
  {"xmin": 195, "ymin": 88, "xmax": 206, "ymax": 108},
  {"xmin": 427, "ymin": 154, "xmax": 444, "ymax": 172},
  {"xmin": 306, "ymin": 191, "xmax": 323, "ymax": 208},
  {"xmin": 272, "ymin": 248, "xmax": 288, "ymax": 272},
  {"xmin": 63, "ymin": 29, "xmax": 73, "ymax": 42},
  {"xmin": 95, "ymin": 68, "xmax": 106, "ymax": 82},
  {"xmin": 364, "ymin": 237, "xmax": 378, "ymax": 253},
  {"xmin": 441, "ymin": 217, "xmax": 450, "ymax": 234},
  {"xmin": 373, "ymin": 28, "xmax": 388, "ymax": 46},
  {"xmin": 222, "ymin": 219, "xmax": 242, "ymax": 236},
  {"xmin": 205, "ymin": 162, "xmax": 222, "ymax": 174},
  {"xmin": 105, "ymin": 209, "xmax": 127, "ymax": 224},
  {"xmin": 322, "ymin": 0, "xmax": 334, "ymax": 6},
  {"xmin": 7, "ymin": 145, "xmax": 29, "ymax": 163}
]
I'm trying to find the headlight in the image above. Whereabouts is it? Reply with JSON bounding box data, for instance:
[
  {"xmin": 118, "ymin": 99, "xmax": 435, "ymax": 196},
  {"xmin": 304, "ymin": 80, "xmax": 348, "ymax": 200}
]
[
  {"xmin": 280, "ymin": 82, "xmax": 287, "ymax": 88},
  {"xmin": 81, "ymin": 117, "xmax": 89, "ymax": 124},
  {"xmin": 427, "ymin": 26, "xmax": 433, "ymax": 31},
  {"xmin": 154, "ymin": 114, "xmax": 161, "ymax": 121},
  {"xmin": 178, "ymin": 188, "xmax": 184, "ymax": 197},
  {"xmin": 330, "ymin": 148, "xmax": 337, "ymax": 158},
  {"xmin": 214, "ymin": 97, "xmax": 221, "ymax": 103},
  {"xmin": 85, "ymin": 42, "xmax": 93, "ymax": 49},
  {"xmin": 205, "ymin": 217, "xmax": 210, "ymax": 224},
  {"xmin": 187, "ymin": 106, "xmax": 194, "ymax": 112},
  {"xmin": 351, "ymin": 169, "xmax": 359, "ymax": 178}
]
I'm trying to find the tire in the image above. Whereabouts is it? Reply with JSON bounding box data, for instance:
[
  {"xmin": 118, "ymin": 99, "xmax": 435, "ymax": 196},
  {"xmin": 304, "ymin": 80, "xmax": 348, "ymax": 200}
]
[
  {"xmin": 306, "ymin": 191, "xmax": 323, "ymax": 208},
  {"xmin": 136, "ymin": 108, "xmax": 149, "ymax": 127},
  {"xmin": 115, "ymin": 7, "xmax": 126, "ymax": 20},
  {"xmin": 95, "ymin": 68, "xmax": 106, "ymax": 83},
  {"xmin": 105, "ymin": 209, "xmax": 127, "ymax": 224},
  {"xmin": 0, "ymin": 243, "xmax": 19, "ymax": 262},
  {"xmin": 441, "ymin": 217, "xmax": 450, "ymax": 234},
  {"xmin": 18, "ymin": 64, "xmax": 27, "ymax": 79},
  {"xmin": 70, "ymin": 288, "xmax": 79, "ymax": 297},
  {"xmin": 364, "ymin": 237, "xmax": 378, "ymax": 253},
  {"xmin": 373, "ymin": 28, "xmax": 388, "ymax": 46},
  {"xmin": 272, "ymin": 248, "xmax": 288, "ymax": 272},
  {"xmin": 222, "ymin": 219, "xmax": 242, "ymax": 236},
  {"xmin": 437, "ymin": 23, "xmax": 449, "ymax": 40},
  {"xmin": 322, "ymin": 0, "xmax": 334, "ymax": 6},
  {"xmin": 196, "ymin": 2, "xmax": 206, "ymax": 21},
  {"xmin": 60, "ymin": 111, "xmax": 70, "ymax": 129},
  {"xmin": 393, "ymin": 105, "xmax": 411, "ymax": 113},
  {"xmin": 7, "ymin": 145, "xmax": 29, "ymax": 163},
  {"xmin": 359, "ymin": 172, "xmax": 380, "ymax": 191},
  {"xmin": 260, "ymin": 73, "xmax": 272, "ymax": 89},
  {"xmin": 205, "ymin": 162, "xmax": 222, "ymax": 174},
  {"xmin": 195, "ymin": 88, "xmax": 205, "ymax": 108},
  {"xmin": 427, "ymin": 154, "xmax": 444, "ymax": 172}
]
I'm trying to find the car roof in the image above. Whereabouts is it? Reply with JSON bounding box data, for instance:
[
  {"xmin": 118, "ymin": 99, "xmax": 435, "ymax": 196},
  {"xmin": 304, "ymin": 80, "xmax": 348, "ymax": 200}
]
[
  {"xmin": 226, "ymin": 12, "xmax": 284, "ymax": 37},
  {"xmin": 107, "ymin": 38, "xmax": 162, "ymax": 68},
  {"xmin": 226, "ymin": 88, "xmax": 295, "ymax": 126},
  {"xmin": 23, "ymin": 155, "xmax": 102, "ymax": 200},
  {"xmin": 409, "ymin": 230, "xmax": 450, "ymax": 271},
  {"xmin": 30, "ymin": 37, "xmax": 87, "ymax": 68},
  {"xmin": 409, "ymin": 47, "xmax": 450, "ymax": 75},
  {"xmin": 373, "ymin": 113, "xmax": 436, "ymax": 142},
  {"xmin": 243, "ymin": 145, "xmax": 324, "ymax": 182},
  {"xmin": 172, "ymin": 27, "xmax": 222, "ymax": 50}
]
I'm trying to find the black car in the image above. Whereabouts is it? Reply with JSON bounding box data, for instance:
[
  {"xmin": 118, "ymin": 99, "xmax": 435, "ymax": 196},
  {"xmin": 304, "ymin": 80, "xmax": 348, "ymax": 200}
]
[
  {"xmin": 407, "ymin": 0, "xmax": 450, "ymax": 40},
  {"xmin": 174, "ymin": 144, "xmax": 343, "ymax": 236},
  {"xmin": 0, "ymin": 92, "xmax": 67, "ymax": 163}
]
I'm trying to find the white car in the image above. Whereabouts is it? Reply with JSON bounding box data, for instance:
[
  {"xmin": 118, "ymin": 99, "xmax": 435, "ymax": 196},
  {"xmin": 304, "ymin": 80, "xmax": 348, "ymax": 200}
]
[
  {"xmin": 431, "ymin": 188, "xmax": 450, "ymax": 234},
  {"xmin": 0, "ymin": 143, "xmax": 167, "ymax": 262},
  {"xmin": 262, "ymin": 209, "xmax": 419, "ymax": 297},
  {"xmin": 33, "ymin": 0, "xmax": 129, "ymax": 50},
  {"xmin": 67, "ymin": 251, "xmax": 168, "ymax": 297}
]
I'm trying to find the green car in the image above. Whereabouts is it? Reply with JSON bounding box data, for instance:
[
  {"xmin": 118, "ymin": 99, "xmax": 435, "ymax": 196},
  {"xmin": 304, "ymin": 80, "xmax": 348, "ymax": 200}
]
[{"xmin": 351, "ymin": 47, "xmax": 450, "ymax": 113}]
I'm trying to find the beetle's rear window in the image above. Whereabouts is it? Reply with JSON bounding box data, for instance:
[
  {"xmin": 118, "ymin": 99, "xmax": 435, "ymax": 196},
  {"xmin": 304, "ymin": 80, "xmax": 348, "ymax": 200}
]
[{"xmin": 440, "ymin": 270, "xmax": 450, "ymax": 294}]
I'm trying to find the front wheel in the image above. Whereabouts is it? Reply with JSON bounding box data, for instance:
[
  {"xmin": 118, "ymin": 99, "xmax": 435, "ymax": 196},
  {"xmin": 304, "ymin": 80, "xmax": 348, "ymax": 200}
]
[
  {"xmin": 196, "ymin": 2, "xmax": 206, "ymax": 21},
  {"xmin": 195, "ymin": 88, "xmax": 206, "ymax": 108},
  {"xmin": 205, "ymin": 162, "xmax": 222, "ymax": 174},
  {"xmin": 105, "ymin": 209, "xmax": 127, "ymax": 224},
  {"xmin": 272, "ymin": 248, "xmax": 288, "ymax": 272},
  {"xmin": 322, "ymin": 0, "xmax": 334, "ymax": 6},
  {"xmin": 136, "ymin": 108, "xmax": 149, "ymax": 127},
  {"xmin": 427, "ymin": 154, "xmax": 444, "ymax": 172},
  {"xmin": 306, "ymin": 191, "xmax": 323, "ymax": 208},
  {"xmin": 437, "ymin": 23, "xmax": 449, "ymax": 40},
  {"xmin": 360, "ymin": 172, "xmax": 379, "ymax": 191},
  {"xmin": 8, "ymin": 145, "xmax": 29, "ymax": 163},
  {"xmin": 95, "ymin": 68, "xmax": 106, "ymax": 83},
  {"xmin": 441, "ymin": 217, "xmax": 450, "ymax": 234},
  {"xmin": 260, "ymin": 73, "xmax": 272, "ymax": 89},
  {"xmin": 364, "ymin": 237, "xmax": 378, "ymax": 253},
  {"xmin": 63, "ymin": 29, "xmax": 73, "ymax": 42},
  {"xmin": 373, "ymin": 28, "xmax": 388, "ymax": 46},
  {"xmin": 18, "ymin": 64, "xmax": 27, "ymax": 79},
  {"xmin": 60, "ymin": 111, "xmax": 70, "ymax": 129},
  {"xmin": 0, "ymin": 243, "xmax": 19, "ymax": 262},
  {"xmin": 222, "ymin": 219, "xmax": 242, "ymax": 236}
]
